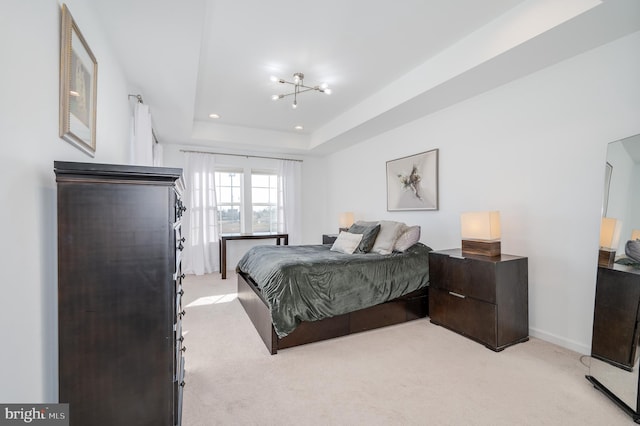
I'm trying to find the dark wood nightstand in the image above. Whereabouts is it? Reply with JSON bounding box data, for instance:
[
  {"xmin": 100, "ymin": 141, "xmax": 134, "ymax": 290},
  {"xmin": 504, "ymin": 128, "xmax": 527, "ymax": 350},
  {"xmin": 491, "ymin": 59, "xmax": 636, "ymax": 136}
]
[
  {"xmin": 428, "ymin": 248, "xmax": 529, "ymax": 351},
  {"xmin": 323, "ymin": 234, "xmax": 338, "ymax": 244},
  {"xmin": 591, "ymin": 263, "xmax": 640, "ymax": 370}
]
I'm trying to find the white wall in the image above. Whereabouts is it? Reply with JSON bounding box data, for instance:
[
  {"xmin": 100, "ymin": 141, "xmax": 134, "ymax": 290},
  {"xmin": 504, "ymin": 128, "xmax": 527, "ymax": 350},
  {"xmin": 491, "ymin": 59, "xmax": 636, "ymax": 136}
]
[
  {"xmin": 0, "ymin": 0, "xmax": 131, "ymax": 402},
  {"xmin": 323, "ymin": 31, "xmax": 640, "ymax": 354}
]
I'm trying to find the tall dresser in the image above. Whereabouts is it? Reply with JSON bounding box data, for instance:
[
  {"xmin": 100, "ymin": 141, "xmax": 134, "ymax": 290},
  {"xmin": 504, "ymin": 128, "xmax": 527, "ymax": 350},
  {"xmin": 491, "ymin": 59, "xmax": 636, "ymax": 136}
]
[{"xmin": 55, "ymin": 161, "xmax": 186, "ymax": 426}]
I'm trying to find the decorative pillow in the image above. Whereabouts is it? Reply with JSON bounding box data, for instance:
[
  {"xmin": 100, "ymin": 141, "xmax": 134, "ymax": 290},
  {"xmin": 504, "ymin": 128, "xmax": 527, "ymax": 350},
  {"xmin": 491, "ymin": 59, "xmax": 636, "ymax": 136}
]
[
  {"xmin": 330, "ymin": 231, "xmax": 364, "ymax": 255},
  {"xmin": 348, "ymin": 223, "xmax": 381, "ymax": 253},
  {"xmin": 353, "ymin": 220, "xmax": 378, "ymax": 228},
  {"xmin": 370, "ymin": 220, "xmax": 406, "ymax": 255},
  {"xmin": 394, "ymin": 225, "xmax": 421, "ymax": 252},
  {"xmin": 626, "ymin": 239, "xmax": 640, "ymax": 263}
]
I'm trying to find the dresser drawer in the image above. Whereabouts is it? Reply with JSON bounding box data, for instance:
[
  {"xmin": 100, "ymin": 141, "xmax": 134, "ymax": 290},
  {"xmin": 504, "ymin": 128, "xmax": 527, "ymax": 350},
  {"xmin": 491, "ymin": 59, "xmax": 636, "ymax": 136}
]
[
  {"xmin": 429, "ymin": 253, "xmax": 496, "ymax": 303},
  {"xmin": 429, "ymin": 287, "xmax": 497, "ymax": 348}
]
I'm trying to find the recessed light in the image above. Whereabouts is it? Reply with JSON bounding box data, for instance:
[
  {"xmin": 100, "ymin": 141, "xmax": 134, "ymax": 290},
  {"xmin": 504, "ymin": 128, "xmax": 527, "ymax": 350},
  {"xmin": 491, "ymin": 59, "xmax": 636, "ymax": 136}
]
[
  {"xmin": 208, "ymin": 113, "xmax": 220, "ymax": 119},
  {"xmin": 294, "ymin": 125, "xmax": 303, "ymax": 130}
]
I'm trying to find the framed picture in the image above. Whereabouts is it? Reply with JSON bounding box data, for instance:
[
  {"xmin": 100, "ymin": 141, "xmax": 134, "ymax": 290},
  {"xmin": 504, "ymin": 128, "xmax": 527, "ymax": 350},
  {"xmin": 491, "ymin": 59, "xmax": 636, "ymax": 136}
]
[
  {"xmin": 386, "ymin": 149, "xmax": 439, "ymax": 211},
  {"xmin": 59, "ymin": 4, "xmax": 97, "ymax": 157},
  {"xmin": 603, "ymin": 161, "xmax": 612, "ymax": 216}
]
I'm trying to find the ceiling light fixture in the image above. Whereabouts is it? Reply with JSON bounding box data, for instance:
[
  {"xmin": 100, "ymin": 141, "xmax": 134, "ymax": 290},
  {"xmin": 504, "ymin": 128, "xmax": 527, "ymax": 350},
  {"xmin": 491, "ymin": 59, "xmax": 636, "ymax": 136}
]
[
  {"xmin": 208, "ymin": 113, "xmax": 220, "ymax": 119},
  {"xmin": 271, "ymin": 72, "xmax": 331, "ymax": 109}
]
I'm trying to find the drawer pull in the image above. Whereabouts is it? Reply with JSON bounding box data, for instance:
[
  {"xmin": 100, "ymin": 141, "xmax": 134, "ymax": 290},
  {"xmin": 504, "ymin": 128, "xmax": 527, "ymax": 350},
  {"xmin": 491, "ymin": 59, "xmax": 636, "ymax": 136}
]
[
  {"xmin": 179, "ymin": 310, "xmax": 186, "ymax": 318},
  {"xmin": 180, "ymin": 273, "xmax": 186, "ymax": 280},
  {"xmin": 181, "ymin": 346, "xmax": 187, "ymax": 352},
  {"xmin": 179, "ymin": 237, "xmax": 186, "ymax": 243},
  {"xmin": 180, "ymin": 381, "xmax": 186, "ymax": 387},
  {"xmin": 178, "ymin": 289, "xmax": 184, "ymax": 296},
  {"xmin": 178, "ymin": 243, "xmax": 184, "ymax": 251},
  {"xmin": 179, "ymin": 336, "xmax": 184, "ymax": 342},
  {"xmin": 449, "ymin": 291, "xmax": 466, "ymax": 299}
]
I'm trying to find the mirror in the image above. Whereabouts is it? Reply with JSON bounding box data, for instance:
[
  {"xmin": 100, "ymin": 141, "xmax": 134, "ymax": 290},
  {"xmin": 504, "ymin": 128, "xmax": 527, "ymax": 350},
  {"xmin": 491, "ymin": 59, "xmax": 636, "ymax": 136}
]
[{"xmin": 587, "ymin": 134, "xmax": 640, "ymax": 421}]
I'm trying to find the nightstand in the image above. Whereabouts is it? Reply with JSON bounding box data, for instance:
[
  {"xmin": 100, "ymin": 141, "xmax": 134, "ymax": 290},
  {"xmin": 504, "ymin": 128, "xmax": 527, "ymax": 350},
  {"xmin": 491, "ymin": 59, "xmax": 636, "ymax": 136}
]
[
  {"xmin": 428, "ymin": 249, "xmax": 529, "ymax": 351},
  {"xmin": 591, "ymin": 263, "xmax": 640, "ymax": 370},
  {"xmin": 323, "ymin": 234, "xmax": 338, "ymax": 244}
]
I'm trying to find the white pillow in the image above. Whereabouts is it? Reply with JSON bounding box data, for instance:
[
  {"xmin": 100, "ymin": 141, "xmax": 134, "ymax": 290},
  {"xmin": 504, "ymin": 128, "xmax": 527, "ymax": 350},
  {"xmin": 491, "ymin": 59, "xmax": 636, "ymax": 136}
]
[
  {"xmin": 393, "ymin": 225, "xmax": 421, "ymax": 252},
  {"xmin": 370, "ymin": 220, "xmax": 405, "ymax": 255},
  {"xmin": 330, "ymin": 231, "xmax": 363, "ymax": 254}
]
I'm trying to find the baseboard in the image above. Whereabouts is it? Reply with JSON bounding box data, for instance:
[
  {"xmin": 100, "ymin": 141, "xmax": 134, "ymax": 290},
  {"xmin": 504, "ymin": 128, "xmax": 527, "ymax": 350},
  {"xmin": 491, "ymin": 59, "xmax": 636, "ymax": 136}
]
[{"xmin": 529, "ymin": 327, "xmax": 591, "ymax": 355}]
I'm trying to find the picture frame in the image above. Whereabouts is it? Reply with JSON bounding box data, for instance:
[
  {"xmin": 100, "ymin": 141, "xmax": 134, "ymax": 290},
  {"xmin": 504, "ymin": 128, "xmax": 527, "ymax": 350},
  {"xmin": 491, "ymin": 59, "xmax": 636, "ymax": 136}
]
[
  {"xmin": 59, "ymin": 3, "xmax": 97, "ymax": 157},
  {"xmin": 603, "ymin": 161, "xmax": 612, "ymax": 217},
  {"xmin": 386, "ymin": 149, "xmax": 439, "ymax": 211}
]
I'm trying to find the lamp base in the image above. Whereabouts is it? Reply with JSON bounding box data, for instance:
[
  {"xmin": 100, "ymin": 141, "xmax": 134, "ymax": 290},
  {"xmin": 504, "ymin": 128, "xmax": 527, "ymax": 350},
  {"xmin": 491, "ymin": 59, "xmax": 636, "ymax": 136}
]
[
  {"xmin": 461, "ymin": 240, "xmax": 501, "ymax": 257},
  {"xmin": 598, "ymin": 249, "xmax": 616, "ymax": 267}
]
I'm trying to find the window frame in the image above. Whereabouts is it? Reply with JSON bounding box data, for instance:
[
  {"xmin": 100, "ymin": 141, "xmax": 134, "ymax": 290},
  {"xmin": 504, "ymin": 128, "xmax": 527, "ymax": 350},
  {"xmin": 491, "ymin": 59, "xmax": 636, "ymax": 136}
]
[{"xmin": 214, "ymin": 167, "xmax": 279, "ymax": 234}]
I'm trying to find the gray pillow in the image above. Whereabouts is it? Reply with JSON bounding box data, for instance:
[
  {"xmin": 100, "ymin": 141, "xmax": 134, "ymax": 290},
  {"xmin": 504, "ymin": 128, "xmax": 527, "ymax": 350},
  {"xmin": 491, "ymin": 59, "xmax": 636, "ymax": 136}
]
[
  {"xmin": 348, "ymin": 223, "xmax": 381, "ymax": 253},
  {"xmin": 626, "ymin": 240, "xmax": 640, "ymax": 262}
]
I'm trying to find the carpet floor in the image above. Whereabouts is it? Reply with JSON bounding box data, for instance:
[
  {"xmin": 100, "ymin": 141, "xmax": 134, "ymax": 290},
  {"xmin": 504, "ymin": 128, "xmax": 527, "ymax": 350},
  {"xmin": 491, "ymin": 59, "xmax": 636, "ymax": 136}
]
[{"xmin": 180, "ymin": 272, "xmax": 629, "ymax": 425}]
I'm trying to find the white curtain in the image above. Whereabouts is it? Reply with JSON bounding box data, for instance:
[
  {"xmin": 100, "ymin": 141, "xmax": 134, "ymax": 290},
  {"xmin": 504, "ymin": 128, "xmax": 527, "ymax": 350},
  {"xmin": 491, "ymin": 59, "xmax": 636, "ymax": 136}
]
[
  {"xmin": 183, "ymin": 153, "xmax": 219, "ymax": 275},
  {"xmin": 153, "ymin": 143, "xmax": 163, "ymax": 166},
  {"xmin": 130, "ymin": 102, "xmax": 153, "ymax": 166},
  {"xmin": 277, "ymin": 159, "xmax": 302, "ymax": 245}
]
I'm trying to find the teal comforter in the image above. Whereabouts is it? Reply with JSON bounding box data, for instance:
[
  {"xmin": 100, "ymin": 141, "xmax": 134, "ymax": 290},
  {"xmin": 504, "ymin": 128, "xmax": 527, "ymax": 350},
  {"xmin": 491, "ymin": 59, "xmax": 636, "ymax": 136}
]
[{"xmin": 236, "ymin": 243, "xmax": 431, "ymax": 337}]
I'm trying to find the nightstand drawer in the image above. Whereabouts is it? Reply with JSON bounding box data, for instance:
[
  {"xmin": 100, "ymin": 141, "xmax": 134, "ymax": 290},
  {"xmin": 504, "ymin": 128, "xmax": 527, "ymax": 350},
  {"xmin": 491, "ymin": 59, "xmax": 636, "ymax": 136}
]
[
  {"xmin": 429, "ymin": 252, "xmax": 496, "ymax": 303},
  {"xmin": 429, "ymin": 287, "xmax": 497, "ymax": 347}
]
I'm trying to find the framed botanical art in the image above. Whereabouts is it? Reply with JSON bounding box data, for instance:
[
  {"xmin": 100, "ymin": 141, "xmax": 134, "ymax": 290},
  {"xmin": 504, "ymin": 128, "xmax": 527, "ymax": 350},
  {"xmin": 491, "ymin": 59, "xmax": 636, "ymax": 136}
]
[
  {"xmin": 59, "ymin": 3, "xmax": 97, "ymax": 156},
  {"xmin": 386, "ymin": 148, "xmax": 439, "ymax": 211}
]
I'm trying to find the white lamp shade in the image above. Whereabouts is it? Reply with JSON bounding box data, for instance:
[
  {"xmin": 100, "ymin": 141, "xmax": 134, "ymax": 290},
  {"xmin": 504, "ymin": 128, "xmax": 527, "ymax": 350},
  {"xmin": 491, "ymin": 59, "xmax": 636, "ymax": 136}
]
[
  {"xmin": 632, "ymin": 229, "xmax": 640, "ymax": 240},
  {"xmin": 461, "ymin": 211, "xmax": 501, "ymax": 241},
  {"xmin": 338, "ymin": 212, "xmax": 354, "ymax": 229},
  {"xmin": 600, "ymin": 217, "xmax": 622, "ymax": 250}
]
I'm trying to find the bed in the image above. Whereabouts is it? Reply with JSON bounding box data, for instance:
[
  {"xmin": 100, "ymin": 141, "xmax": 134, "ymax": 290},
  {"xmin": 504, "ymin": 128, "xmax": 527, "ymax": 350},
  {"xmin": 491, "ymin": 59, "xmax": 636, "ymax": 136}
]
[{"xmin": 236, "ymin": 236, "xmax": 431, "ymax": 354}]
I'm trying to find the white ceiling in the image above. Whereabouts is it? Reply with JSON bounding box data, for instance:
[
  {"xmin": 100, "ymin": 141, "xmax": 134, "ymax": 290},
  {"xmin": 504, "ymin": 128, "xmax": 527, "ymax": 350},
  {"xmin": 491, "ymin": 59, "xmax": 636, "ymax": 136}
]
[{"xmin": 92, "ymin": 0, "xmax": 640, "ymax": 156}]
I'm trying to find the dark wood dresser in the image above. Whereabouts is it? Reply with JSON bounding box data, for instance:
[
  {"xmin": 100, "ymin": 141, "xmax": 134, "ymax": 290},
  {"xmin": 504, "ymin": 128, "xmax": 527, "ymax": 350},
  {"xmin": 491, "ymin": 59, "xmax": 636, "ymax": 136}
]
[
  {"xmin": 55, "ymin": 161, "xmax": 186, "ymax": 426},
  {"xmin": 429, "ymin": 249, "xmax": 529, "ymax": 351},
  {"xmin": 591, "ymin": 263, "xmax": 640, "ymax": 370}
]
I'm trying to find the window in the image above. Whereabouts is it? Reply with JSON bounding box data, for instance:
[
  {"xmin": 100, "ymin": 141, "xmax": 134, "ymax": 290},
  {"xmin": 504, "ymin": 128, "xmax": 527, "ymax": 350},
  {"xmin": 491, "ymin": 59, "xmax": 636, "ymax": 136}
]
[
  {"xmin": 251, "ymin": 172, "xmax": 278, "ymax": 232},
  {"xmin": 214, "ymin": 169, "xmax": 278, "ymax": 234},
  {"xmin": 215, "ymin": 170, "xmax": 242, "ymax": 233}
]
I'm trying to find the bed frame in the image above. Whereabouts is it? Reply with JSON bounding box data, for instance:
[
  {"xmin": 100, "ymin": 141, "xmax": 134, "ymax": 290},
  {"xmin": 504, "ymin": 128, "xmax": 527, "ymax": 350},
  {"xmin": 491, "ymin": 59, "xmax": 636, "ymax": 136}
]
[{"xmin": 237, "ymin": 271, "xmax": 429, "ymax": 354}]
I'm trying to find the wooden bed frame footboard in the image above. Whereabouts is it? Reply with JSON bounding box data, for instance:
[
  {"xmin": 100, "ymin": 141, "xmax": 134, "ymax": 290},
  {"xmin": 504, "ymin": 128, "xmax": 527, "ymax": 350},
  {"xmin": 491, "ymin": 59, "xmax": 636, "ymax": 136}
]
[{"xmin": 236, "ymin": 271, "xmax": 429, "ymax": 354}]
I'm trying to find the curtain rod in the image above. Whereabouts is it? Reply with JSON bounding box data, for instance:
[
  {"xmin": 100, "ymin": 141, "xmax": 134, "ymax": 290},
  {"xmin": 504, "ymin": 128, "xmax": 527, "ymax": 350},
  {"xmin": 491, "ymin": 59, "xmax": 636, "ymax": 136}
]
[{"xmin": 180, "ymin": 149, "xmax": 303, "ymax": 162}]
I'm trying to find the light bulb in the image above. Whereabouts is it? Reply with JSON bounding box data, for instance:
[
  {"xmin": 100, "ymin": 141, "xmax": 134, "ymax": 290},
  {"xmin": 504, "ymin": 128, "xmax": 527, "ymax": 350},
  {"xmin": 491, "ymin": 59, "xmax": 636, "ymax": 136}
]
[
  {"xmin": 270, "ymin": 75, "xmax": 278, "ymax": 82},
  {"xmin": 320, "ymin": 82, "xmax": 329, "ymax": 89},
  {"xmin": 271, "ymin": 94, "xmax": 281, "ymax": 100},
  {"xmin": 292, "ymin": 101, "xmax": 297, "ymax": 109},
  {"xmin": 324, "ymin": 89, "xmax": 332, "ymax": 95}
]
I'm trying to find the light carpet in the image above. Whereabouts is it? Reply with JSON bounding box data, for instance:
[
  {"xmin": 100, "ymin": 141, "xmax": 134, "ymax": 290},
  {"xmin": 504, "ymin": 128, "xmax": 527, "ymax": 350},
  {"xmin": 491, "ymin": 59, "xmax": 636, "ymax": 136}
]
[{"xmin": 181, "ymin": 272, "xmax": 628, "ymax": 426}]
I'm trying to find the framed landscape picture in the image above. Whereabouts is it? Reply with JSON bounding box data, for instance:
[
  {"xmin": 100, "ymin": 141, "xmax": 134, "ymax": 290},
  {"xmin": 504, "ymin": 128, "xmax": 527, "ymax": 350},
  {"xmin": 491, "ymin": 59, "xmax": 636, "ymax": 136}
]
[
  {"xmin": 386, "ymin": 149, "xmax": 439, "ymax": 211},
  {"xmin": 59, "ymin": 3, "xmax": 97, "ymax": 156}
]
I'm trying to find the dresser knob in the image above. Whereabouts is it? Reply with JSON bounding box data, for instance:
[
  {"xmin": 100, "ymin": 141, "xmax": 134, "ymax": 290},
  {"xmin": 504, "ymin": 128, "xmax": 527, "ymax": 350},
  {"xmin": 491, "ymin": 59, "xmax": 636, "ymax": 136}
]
[
  {"xmin": 180, "ymin": 381, "xmax": 186, "ymax": 387},
  {"xmin": 179, "ymin": 336, "xmax": 184, "ymax": 342},
  {"xmin": 179, "ymin": 310, "xmax": 186, "ymax": 318},
  {"xmin": 180, "ymin": 274, "xmax": 186, "ymax": 280},
  {"xmin": 179, "ymin": 289, "xmax": 184, "ymax": 296},
  {"xmin": 178, "ymin": 243, "xmax": 184, "ymax": 251},
  {"xmin": 181, "ymin": 346, "xmax": 187, "ymax": 353},
  {"xmin": 179, "ymin": 237, "xmax": 186, "ymax": 243}
]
